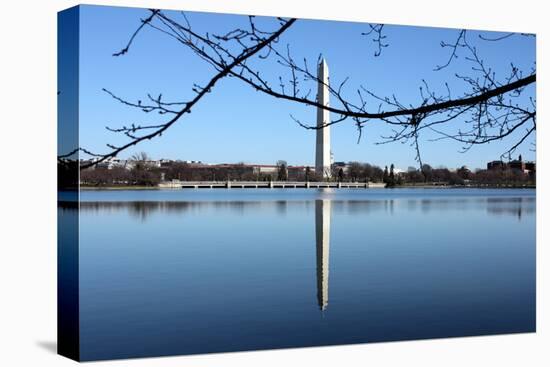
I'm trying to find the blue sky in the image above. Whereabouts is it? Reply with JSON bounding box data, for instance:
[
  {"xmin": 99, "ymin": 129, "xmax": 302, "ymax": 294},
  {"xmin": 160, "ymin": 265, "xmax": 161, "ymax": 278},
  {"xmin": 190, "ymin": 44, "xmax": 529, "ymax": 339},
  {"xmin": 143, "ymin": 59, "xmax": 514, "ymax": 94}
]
[{"xmin": 75, "ymin": 5, "xmax": 536, "ymax": 170}]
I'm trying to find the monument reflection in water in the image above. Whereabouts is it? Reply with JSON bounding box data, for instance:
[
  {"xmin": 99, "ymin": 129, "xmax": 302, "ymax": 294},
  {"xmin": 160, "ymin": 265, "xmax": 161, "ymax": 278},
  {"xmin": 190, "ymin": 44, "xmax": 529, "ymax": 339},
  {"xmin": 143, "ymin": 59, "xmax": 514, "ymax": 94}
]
[{"xmin": 316, "ymin": 200, "xmax": 331, "ymax": 311}]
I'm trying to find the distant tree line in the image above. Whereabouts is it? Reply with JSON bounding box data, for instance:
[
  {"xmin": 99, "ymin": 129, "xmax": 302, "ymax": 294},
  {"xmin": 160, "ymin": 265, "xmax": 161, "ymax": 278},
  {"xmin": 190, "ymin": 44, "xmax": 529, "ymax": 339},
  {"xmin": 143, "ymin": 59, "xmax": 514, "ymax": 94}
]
[
  {"xmin": 80, "ymin": 152, "xmax": 161, "ymax": 187},
  {"xmin": 385, "ymin": 164, "xmax": 535, "ymax": 187},
  {"xmin": 78, "ymin": 152, "xmax": 535, "ymax": 187},
  {"xmin": 335, "ymin": 162, "xmax": 384, "ymax": 183}
]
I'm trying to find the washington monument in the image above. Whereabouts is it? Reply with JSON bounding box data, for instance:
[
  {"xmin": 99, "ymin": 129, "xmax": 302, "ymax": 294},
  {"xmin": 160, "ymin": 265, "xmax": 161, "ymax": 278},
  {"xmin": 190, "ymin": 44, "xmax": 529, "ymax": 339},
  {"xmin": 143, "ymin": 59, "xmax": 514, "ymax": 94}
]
[{"xmin": 315, "ymin": 59, "xmax": 332, "ymax": 179}]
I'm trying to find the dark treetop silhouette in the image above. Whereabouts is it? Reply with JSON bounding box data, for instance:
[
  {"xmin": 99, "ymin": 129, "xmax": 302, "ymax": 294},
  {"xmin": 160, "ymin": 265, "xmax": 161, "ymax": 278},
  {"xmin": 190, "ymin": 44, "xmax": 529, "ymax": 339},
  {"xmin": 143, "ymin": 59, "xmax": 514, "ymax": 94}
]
[{"xmin": 58, "ymin": 9, "xmax": 536, "ymax": 170}]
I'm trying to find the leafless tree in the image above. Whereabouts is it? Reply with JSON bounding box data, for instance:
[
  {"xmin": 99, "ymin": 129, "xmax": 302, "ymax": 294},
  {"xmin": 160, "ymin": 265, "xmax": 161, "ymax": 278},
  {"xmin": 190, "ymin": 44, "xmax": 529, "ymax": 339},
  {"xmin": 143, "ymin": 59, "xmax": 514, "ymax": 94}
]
[{"xmin": 61, "ymin": 9, "xmax": 535, "ymax": 171}]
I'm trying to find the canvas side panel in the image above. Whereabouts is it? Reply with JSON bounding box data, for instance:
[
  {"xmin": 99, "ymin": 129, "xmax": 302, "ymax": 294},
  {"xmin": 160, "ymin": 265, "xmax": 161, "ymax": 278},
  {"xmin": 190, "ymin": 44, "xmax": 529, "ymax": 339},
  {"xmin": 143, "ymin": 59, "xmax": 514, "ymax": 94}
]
[{"xmin": 57, "ymin": 5, "xmax": 80, "ymax": 362}]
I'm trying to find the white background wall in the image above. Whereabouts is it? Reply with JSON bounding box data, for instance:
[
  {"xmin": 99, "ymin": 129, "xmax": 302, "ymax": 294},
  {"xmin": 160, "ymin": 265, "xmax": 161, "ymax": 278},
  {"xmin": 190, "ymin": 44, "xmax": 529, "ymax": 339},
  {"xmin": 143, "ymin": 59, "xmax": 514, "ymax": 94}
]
[{"xmin": 0, "ymin": 1, "xmax": 547, "ymax": 366}]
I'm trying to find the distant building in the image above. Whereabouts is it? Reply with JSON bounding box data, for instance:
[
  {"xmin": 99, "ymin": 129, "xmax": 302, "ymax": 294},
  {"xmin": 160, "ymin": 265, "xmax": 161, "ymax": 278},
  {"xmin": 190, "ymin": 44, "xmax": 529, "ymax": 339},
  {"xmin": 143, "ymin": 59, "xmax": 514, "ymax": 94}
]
[
  {"xmin": 146, "ymin": 160, "xmax": 161, "ymax": 168},
  {"xmin": 508, "ymin": 160, "xmax": 526, "ymax": 172},
  {"xmin": 487, "ymin": 160, "xmax": 506, "ymax": 170},
  {"xmin": 288, "ymin": 166, "xmax": 308, "ymax": 175},
  {"xmin": 181, "ymin": 160, "xmax": 202, "ymax": 165},
  {"xmin": 93, "ymin": 157, "xmax": 129, "ymax": 170},
  {"xmin": 487, "ymin": 155, "xmax": 535, "ymax": 174},
  {"xmin": 159, "ymin": 159, "xmax": 174, "ymax": 168},
  {"xmin": 250, "ymin": 165, "xmax": 278, "ymax": 174},
  {"xmin": 333, "ymin": 161, "xmax": 349, "ymax": 174}
]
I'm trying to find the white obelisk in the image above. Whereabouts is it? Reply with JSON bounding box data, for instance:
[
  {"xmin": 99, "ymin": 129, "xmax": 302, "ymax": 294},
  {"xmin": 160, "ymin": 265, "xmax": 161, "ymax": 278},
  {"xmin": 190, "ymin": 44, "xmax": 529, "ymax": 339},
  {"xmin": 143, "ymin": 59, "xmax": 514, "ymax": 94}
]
[{"xmin": 315, "ymin": 59, "xmax": 332, "ymax": 179}]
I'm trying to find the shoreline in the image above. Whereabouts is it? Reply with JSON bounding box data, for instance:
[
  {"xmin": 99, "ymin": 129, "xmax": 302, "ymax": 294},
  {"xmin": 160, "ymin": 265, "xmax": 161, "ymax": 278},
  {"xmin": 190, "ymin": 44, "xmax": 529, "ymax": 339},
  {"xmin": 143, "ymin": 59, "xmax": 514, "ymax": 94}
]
[{"xmin": 79, "ymin": 184, "xmax": 536, "ymax": 190}]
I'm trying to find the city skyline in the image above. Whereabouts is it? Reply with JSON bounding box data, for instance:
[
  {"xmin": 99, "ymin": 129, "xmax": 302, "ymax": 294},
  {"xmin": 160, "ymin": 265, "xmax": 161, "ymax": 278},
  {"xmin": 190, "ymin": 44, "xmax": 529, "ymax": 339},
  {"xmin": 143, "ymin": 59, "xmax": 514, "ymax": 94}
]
[
  {"xmin": 75, "ymin": 5, "xmax": 536, "ymax": 172},
  {"xmin": 86, "ymin": 153, "xmax": 534, "ymax": 172}
]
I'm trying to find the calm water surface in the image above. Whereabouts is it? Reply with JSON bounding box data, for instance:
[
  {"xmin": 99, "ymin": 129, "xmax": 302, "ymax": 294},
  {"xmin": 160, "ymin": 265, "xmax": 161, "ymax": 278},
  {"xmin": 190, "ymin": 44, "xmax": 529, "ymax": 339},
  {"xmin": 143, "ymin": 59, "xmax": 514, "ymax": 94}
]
[{"xmin": 58, "ymin": 188, "xmax": 536, "ymax": 360}]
